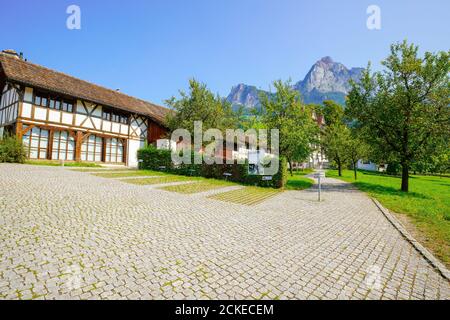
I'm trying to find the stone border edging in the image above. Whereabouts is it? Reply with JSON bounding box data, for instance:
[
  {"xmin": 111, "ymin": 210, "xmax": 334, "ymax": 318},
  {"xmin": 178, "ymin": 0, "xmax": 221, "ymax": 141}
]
[{"xmin": 371, "ymin": 198, "xmax": 450, "ymax": 282}]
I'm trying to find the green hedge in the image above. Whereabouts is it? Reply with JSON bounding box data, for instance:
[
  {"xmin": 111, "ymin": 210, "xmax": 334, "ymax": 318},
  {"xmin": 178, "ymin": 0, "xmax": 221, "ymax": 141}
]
[
  {"xmin": 0, "ymin": 136, "xmax": 26, "ymax": 163},
  {"xmin": 137, "ymin": 145, "xmax": 287, "ymax": 189}
]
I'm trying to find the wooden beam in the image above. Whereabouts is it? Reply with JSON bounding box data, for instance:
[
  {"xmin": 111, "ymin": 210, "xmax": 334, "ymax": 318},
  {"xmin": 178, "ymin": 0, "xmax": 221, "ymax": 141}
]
[
  {"xmin": 74, "ymin": 131, "xmax": 92, "ymax": 162},
  {"xmin": 16, "ymin": 122, "xmax": 34, "ymax": 140},
  {"xmin": 123, "ymin": 138, "xmax": 128, "ymax": 166},
  {"xmin": 47, "ymin": 129, "xmax": 54, "ymax": 160},
  {"xmin": 15, "ymin": 122, "xmax": 23, "ymax": 140},
  {"xmin": 101, "ymin": 137, "xmax": 106, "ymax": 163}
]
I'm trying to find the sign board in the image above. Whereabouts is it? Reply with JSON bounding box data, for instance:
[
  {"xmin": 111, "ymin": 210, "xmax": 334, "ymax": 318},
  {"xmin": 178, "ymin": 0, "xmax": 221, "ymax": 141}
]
[{"xmin": 262, "ymin": 176, "xmax": 273, "ymax": 181}]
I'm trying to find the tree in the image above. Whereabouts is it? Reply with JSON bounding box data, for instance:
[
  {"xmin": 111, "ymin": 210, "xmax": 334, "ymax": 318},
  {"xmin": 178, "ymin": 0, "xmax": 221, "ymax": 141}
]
[
  {"xmin": 430, "ymin": 150, "xmax": 450, "ymax": 177},
  {"xmin": 322, "ymin": 123, "xmax": 350, "ymax": 177},
  {"xmin": 165, "ymin": 79, "xmax": 238, "ymax": 136},
  {"xmin": 259, "ymin": 80, "xmax": 318, "ymax": 175},
  {"xmin": 427, "ymin": 137, "xmax": 450, "ymax": 176},
  {"xmin": 319, "ymin": 100, "xmax": 351, "ymax": 177},
  {"xmin": 321, "ymin": 100, "xmax": 345, "ymax": 126},
  {"xmin": 347, "ymin": 41, "xmax": 450, "ymax": 192},
  {"xmin": 344, "ymin": 135, "xmax": 369, "ymax": 180}
]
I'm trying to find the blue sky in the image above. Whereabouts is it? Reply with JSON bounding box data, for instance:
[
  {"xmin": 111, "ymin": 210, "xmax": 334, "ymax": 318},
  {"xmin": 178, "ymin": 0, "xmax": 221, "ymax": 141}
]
[{"xmin": 1, "ymin": 0, "xmax": 449, "ymax": 105}]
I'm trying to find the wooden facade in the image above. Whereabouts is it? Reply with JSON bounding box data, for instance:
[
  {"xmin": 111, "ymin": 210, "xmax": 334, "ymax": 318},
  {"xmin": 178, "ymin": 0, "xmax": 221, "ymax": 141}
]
[{"xmin": 0, "ymin": 50, "xmax": 169, "ymax": 167}]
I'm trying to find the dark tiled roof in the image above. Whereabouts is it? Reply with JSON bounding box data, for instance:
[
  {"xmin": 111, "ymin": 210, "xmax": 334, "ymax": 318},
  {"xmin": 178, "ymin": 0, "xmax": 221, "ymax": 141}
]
[{"xmin": 0, "ymin": 52, "xmax": 170, "ymax": 125}]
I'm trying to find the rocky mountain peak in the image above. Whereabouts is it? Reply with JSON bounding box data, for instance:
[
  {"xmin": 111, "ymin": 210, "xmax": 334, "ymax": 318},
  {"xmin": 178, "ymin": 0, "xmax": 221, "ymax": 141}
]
[
  {"xmin": 227, "ymin": 57, "xmax": 364, "ymax": 109},
  {"xmin": 226, "ymin": 83, "xmax": 262, "ymax": 109},
  {"xmin": 295, "ymin": 57, "xmax": 362, "ymax": 95},
  {"xmin": 319, "ymin": 56, "xmax": 334, "ymax": 64}
]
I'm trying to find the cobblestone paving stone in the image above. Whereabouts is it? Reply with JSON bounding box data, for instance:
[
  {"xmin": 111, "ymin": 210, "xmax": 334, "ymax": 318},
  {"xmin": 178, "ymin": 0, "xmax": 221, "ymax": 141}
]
[{"xmin": 0, "ymin": 164, "xmax": 448, "ymax": 300}]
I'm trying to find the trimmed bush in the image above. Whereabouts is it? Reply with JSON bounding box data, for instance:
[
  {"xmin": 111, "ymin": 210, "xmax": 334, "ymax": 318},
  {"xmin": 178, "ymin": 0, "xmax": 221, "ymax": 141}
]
[
  {"xmin": 137, "ymin": 145, "xmax": 173, "ymax": 171},
  {"xmin": 137, "ymin": 145, "xmax": 288, "ymax": 189},
  {"xmin": 0, "ymin": 136, "xmax": 27, "ymax": 164}
]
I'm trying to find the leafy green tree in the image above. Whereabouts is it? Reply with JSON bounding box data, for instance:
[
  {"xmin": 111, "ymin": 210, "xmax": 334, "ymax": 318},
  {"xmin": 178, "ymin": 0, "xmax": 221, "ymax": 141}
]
[
  {"xmin": 322, "ymin": 123, "xmax": 350, "ymax": 177},
  {"xmin": 259, "ymin": 80, "xmax": 318, "ymax": 175},
  {"xmin": 165, "ymin": 79, "xmax": 238, "ymax": 136},
  {"xmin": 321, "ymin": 100, "xmax": 345, "ymax": 126},
  {"xmin": 430, "ymin": 150, "xmax": 450, "ymax": 177},
  {"xmin": 344, "ymin": 135, "xmax": 369, "ymax": 180},
  {"xmin": 347, "ymin": 41, "xmax": 450, "ymax": 192}
]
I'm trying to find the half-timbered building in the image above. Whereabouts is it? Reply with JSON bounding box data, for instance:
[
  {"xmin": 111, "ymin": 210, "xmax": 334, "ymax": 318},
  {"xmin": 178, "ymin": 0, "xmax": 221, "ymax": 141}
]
[{"xmin": 0, "ymin": 50, "xmax": 170, "ymax": 167}]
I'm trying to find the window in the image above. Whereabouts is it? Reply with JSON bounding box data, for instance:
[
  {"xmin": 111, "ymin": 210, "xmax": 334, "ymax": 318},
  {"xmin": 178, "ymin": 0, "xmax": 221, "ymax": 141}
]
[
  {"xmin": 105, "ymin": 138, "xmax": 124, "ymax": 163},
  {"xmin": 102, "ymin": 111, "xmax": 111, "ymax": 121},
  {"xmin": 22, "ymin": 126, "xmax": 49, "ymax": 159},
  {"xmin": 62, "ymin": 101, "xmax": 73, "ymax": 113},
  {"xmin": 34, "ymin": 94, "xmax": 45, "ymax": 107},
  {"xmin": 120, "ymin": 115, "xmax": 128, "ymax": 124},
  {"xmin": 102, "ymin": 108, "xmax": 128, "ymax": 124},
  {"xmin": 81, "ymin": 135, "xmax": 102, "ymax": 162},
  {"xmin": 52, "ymin": 131, "xmax": 75, "ymax": 161},
  {"xmin": 33, "ymin": 92, "xmax": 74, "ymax": 113}
]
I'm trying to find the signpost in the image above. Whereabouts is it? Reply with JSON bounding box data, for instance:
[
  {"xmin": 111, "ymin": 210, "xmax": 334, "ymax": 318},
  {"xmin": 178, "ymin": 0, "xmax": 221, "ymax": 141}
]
[{"xmin": 314, "ymin": 171, "xmax": 325, "ymax": 202}]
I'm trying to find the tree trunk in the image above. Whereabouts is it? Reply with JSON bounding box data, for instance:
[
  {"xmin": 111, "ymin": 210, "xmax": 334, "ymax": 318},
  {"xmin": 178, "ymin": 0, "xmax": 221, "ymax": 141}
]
[
  {"xmin": 288, "ymin": 159, "xmax": 293, "ymax": 176},
  {"xmin": 337, "ymin": 159, "xmax": 342, "ymax": 177},
  {"xmin": 353, "ymin": 161, "xmax": 357, "ymax": 180},
  {"xmin": 401, "ymin": 162, "xmax": 409, "ymax": 192}
]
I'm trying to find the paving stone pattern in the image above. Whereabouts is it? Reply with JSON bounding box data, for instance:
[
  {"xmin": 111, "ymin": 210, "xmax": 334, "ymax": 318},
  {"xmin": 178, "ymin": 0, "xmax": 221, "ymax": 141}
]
[{"xmin": 0, "ymin": 164, "xmax": 448, "ymax": 300}]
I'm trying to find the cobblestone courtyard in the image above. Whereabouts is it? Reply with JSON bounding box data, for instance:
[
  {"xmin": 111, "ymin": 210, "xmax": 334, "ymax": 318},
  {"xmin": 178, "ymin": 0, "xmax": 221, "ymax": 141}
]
[{"xmin": 0, "ymin": 164, "xmax": 448, "ymax": 300}]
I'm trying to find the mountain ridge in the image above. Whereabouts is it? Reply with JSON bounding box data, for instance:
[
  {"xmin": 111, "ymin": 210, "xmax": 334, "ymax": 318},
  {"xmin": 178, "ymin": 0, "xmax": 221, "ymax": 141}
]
[{"xmin": 226, "ymin": 57, "xmax": 363, "ymax": 109}]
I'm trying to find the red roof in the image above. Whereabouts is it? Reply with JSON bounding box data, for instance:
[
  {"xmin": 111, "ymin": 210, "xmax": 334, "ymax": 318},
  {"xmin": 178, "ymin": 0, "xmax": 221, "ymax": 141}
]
[{"xmin": 0, "ymin": 52, "xmax": 171, "ymax": 125}]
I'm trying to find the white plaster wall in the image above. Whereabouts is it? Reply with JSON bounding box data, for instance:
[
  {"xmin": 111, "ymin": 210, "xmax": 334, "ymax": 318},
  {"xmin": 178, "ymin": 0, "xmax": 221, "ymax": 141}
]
[
  {"xmin": 92, "ymin": 117, "xmax": 102, "ymax": 129},
  {"xmin": 61, "ymin": 113, "xmax": 73, "ymax": 125},
  {"xmin": 91, "ymin": 105, "xmax": 102, "ymax": 117},
  {"xmin": 0, "ymin": 84, "xmax": 19, "ymax": 125},
  {"xmin": 49, "ymin": 110, "xmax": 60, "ymax": 123},
  {"xmin": 77, "ymin": 101, "xmax": 87, "ymax": 114},
  {"xmin": 111, "ymin": 122, "xmax": 120, "ymax": 133},
  {"xmin": 103, "ymin": 120, "xmax": 111, "ymax": 132},
  {"xmin": 75, "ymin": 114, "xmax": 87, "ymax": 126},
  {"xmin": 34, "ymin": 107, "xmax": 47, "ymax": 121},
  {"xmin": 21, "ymin": 103, "xmax": 32, "ymax": 118},
  {"xmin": 128, "ymin": 139, "xmax": 144, "ymax": 168}
]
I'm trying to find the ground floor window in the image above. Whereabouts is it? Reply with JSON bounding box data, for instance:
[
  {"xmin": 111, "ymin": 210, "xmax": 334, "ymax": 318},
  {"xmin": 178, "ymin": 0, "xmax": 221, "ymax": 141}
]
[
  {"xmin": 22, "ymin": 126, "xmax": 49, "ymax": 159},
  {"xmin": 81, "ymin": 135, "xmax": 102, "ymax": 162},
  {"xmin": 52, "ymin": 131, "xmax": 75, "ymax": 161},
  {"xmin": 19, "ymin": 126, "xmax": 128, "ymax": 163},
  {"xmin": 105, "ymin": 138, "xmax": 124, "ymax": 163}
]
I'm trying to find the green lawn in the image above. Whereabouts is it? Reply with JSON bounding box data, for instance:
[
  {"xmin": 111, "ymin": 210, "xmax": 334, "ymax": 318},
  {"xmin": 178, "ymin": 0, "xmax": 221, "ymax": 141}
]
[
  {"xmin": 25, "ymin": 160, "xmax": 102, "ymax": 167},
  {"xmin": 93, "ymin": 170, "xmax": 166, "ymax": 178},
  {"xmin": 209, "ymin": 186, "xmax": 282, "ymax": 206},
  {"xmin": 122, "ymin": 176, "xmax": 195, "ymax": 185},
  {"xmin": 70, "ymin": 168, "xmax": 134, "ymax": 172},
  {"xmin": 161, "ymin": 179, "xmax": 237, "ymax": 194},
  {"xmin": 327, "ymin": 169, "xmax": 450, "ymax": 267},
  {"xmin": 286, "ymin": 170, "xmax": 315, "ymax": 191}
]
